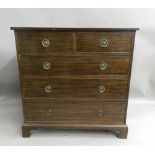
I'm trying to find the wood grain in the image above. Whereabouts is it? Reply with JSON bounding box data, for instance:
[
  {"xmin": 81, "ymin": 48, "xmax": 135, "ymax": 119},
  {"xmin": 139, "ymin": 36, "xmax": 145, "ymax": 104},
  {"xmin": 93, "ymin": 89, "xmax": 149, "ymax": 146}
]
[
  {"xmin": 11, "ymin": 27, "xmax": 139, "ymax": 138},
  {"xmin": 11, "ymin": 27, "xmax": 139, "ymax": 31},
  {"xmin": 15, "ymin": 31, "xmax": 73, "ymax": 52},
  {"xmin": 24, "ymin": 99, "xmax": 126, "ymax": 123},
  {"xmin": 22, "ymin": 76, "xmax": 128, "ymax": 100},
  {"xmin": 77, "ymin": 32, "xmax": 134, "ymax": 52},
  {"xmin": 19, "ymin": 55, "xmax": 131, "ymax": 75},
  {"xmin": 22, "ymin": 123, "xmax": 128, "ymax": 138}
]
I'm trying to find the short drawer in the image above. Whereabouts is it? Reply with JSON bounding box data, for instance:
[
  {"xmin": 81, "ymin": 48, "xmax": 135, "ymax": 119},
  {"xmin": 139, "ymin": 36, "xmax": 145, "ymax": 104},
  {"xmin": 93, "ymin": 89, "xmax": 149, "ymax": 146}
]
[
  {"xmin": 24, "ymin": 99, "xmax": 126, "ymax": 124},
  {"xmin": 77, "ymin": 32, "xmax": 134, "ymax": 53},
  {"xmin": 19, "ymin": 55, "xmax": 130, "ymax": 75},
  {"xmin": 15, "ymin": 31, "xmax": 73, "ymax": 52},
  {"xmin": 22, "ymin": 77, "xmax": 128, "ymax": 100}
]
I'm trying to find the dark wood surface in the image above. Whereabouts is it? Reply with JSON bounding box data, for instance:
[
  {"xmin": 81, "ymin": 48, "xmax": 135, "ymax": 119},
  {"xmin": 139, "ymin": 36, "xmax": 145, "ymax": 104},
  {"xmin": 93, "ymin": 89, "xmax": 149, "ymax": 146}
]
[
  {"xmin": 22, "ymin": 123, "xmax": 128, "ymax": 138},
  {"xmin": 19, "ymin": 55, "xmax": 130, "ymax": 75},
  {"xmin": 11, "ymin": 27, "xmax": 139, "ymax": 31},
  {"xmin": 12, "ymin": 27, "xmax": 139, "ymax": 138},
  {"xmin": 15, "ymin": 31, "xmax": 134, "ymax": 53},
  {"xmin": 10, "ymin": 27, "xmax": 139, "ymax": 32},
  {"xmin": 24, "ymin": 99, "xmax": 125, "ymax": 123},
  {"xmin": 77, "ymin": 32, "xmax": 133, "ymax": 52},
  {"xmin": 22, "ymin": 77, "xmax": 128, "ymax": 99},
  {"xmin": 15, "ymin": 31, "xmax": 73, "ymax": 52}
]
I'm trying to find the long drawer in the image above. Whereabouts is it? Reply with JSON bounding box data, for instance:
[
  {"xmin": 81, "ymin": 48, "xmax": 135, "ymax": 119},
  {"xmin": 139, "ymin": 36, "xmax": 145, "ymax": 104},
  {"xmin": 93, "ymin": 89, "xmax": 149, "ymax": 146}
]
[
  {"xmin": 24, "ymin": 99, "xmax": 126, "ymax": 124},
  {"xmin": 22, "ymin": 77, "xmax": 128, "ymax": 100},
  {"xmin": 19, "ymin": 55, "xmax": 130, "ymax": 75}
]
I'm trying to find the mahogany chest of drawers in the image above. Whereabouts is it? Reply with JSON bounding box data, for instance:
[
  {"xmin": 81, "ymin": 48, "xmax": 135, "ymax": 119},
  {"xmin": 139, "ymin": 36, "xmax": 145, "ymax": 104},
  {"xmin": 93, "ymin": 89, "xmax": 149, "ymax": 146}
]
[{"xmin": 11, "ymin": 27, "xmax": 139, "ymax": 138}]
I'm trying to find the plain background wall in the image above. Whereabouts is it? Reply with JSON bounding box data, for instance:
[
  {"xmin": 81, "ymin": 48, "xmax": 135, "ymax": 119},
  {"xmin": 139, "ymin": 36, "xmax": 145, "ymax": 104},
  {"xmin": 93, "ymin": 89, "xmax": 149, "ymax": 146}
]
[
  {"xmin": 0, "ymin": 8, "xmax": 155, "ymax": 101},
  {"xmin": 1, "ymin": 8, "xmax": 155, "ymax": 146}
]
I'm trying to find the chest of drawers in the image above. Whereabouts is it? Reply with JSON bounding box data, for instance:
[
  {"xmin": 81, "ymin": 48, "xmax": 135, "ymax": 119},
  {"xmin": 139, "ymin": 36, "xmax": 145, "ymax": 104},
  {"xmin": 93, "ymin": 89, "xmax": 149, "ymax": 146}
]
[{"xmin": 11, "ymin": 27, "xmax": 139, "ymax": 138}]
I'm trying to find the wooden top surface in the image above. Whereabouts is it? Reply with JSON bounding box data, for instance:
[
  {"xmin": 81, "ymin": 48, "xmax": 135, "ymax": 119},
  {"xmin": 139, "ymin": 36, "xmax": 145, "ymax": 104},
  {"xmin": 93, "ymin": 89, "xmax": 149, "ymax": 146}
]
[{"xmin": 11, "ymin": 27, "xmax": 139, "ymax": 31}]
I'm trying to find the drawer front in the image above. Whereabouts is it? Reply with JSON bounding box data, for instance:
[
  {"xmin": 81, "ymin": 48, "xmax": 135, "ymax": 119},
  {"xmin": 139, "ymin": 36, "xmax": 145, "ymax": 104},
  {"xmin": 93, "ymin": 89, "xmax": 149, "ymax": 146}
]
[
  {"xmin": 22, "ymin": 77, "xmax": 128, "ymax": 100},
  {"xmin": 15, "ymin": 31, "xmax": 73, "ymax": 52},
  {"xmin": 19, "ymin": 55, "xmax": 130, "ymax": 75},
  {"xmin": 77, "ymin": 32, "xmax": 133, "ymax": 52},
  {"xmin": 24, "ymin": 99, "xmax": 126, "ymax": 123}
]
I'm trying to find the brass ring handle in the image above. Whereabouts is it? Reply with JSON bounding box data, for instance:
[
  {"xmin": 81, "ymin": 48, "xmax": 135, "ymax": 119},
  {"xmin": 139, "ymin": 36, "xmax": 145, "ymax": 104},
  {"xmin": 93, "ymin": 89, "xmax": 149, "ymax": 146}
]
[
  {"xmin": 100, "ymin": 62, "xmax": 107, "ymax": 70},
  {"xmin": 42, "ymin": 39, "xmax": 50, "ymax": 47},
  {"xmin": 100, "ymin": 39, "xmax": 108, "ymax": 48},
  {"xmin": 44, "ymin": 85, "xmax": 52, "ymax": 93},
  {"xmin": 43, "ymin": 61, "xmax": 51, "ymax": 70},
  {"xmin": 47, "ymin": 108, "xmax": 52, "ymax": 116},
  {"xmin": 97, "ymin": 110, "xmax": 103, "ymax": 117},
  {"xmin": 98, "ymin": 85, "xmax": 105, "ymax": 93}
]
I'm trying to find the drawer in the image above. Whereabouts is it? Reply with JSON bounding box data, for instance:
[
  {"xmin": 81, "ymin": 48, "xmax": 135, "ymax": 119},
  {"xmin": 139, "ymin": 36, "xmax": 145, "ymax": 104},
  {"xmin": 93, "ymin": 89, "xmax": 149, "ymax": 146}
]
[
  {"xmin": 22, "ymin": 77, "xmax": 128, "ymax": 100},
  {"xmin": 77, "ymin": 32, "xmax": 134, "ymax": 53},
  {"xmin": 24, "ymin": 99, "xmax": 126, "ymax": 124},
  {"xmin": 19, "ymin": 55, "xmax": 130, "ymax": 75},
  {"xmin": 15, "ymin": 31, "xmax": 73, "ymax": 52}
]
